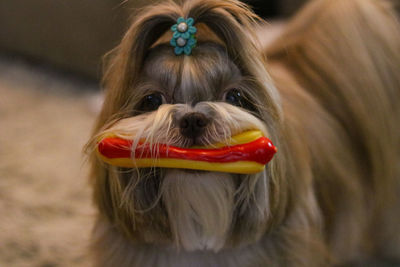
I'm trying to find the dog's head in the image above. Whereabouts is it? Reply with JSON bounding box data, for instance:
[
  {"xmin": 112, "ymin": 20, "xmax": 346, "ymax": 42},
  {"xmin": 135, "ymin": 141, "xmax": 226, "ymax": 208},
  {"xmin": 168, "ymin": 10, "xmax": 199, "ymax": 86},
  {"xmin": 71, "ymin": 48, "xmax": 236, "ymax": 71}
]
[{"xmin": 88, "ymin": 0, "xmax": 283, "ymax": 252}]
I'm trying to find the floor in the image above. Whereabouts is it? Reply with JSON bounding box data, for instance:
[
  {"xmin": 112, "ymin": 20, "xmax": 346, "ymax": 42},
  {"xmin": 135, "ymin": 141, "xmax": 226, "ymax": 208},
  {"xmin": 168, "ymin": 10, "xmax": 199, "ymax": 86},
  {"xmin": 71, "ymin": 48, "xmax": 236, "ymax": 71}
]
[{"xmin": 0, "ymin": 57, "xmax": 99, "ymax": 267}]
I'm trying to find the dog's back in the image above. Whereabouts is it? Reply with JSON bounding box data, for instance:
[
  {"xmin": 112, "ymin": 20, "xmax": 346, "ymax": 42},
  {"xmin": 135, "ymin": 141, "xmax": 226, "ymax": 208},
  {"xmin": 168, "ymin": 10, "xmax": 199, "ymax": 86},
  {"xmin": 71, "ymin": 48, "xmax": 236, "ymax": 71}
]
[{"xmin": 266, "ymin": 0, "xmax": 400, "ymax": 263}]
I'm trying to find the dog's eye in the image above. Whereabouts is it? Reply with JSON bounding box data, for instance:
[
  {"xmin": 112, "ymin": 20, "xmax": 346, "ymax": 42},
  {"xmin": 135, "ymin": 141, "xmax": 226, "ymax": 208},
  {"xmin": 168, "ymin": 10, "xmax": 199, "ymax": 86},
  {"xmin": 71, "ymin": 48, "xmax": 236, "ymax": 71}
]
[
  {"xmin": 224, "ymin": 89, "xmax": 243, "ymax": 107},
  {"xmin": 224, "ymin": 89, "xmax": 257, "ymax": 113},
  {"xmin": 139, "ymin": 93, "xmax": 165, "ymax": 112},
  {"xmin": 224, "ymin": 89, "xmax": 250, "ymax": 108}
]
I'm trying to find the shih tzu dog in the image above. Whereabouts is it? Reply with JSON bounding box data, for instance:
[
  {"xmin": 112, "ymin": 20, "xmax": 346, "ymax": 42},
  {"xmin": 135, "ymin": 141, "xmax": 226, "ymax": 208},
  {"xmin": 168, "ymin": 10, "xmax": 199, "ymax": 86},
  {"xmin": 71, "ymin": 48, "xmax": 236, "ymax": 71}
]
[{"xmin": 86, "ymin": 0, "xmax": 400, "ymax": 266}]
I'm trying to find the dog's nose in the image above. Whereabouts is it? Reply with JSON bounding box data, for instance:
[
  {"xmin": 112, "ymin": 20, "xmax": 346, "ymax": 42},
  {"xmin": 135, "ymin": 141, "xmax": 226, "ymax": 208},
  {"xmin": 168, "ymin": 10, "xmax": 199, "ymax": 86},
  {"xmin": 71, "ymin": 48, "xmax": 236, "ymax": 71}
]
[{"xmin": 179, "ymin": 112, "xmax": 209, "ymax": 139}]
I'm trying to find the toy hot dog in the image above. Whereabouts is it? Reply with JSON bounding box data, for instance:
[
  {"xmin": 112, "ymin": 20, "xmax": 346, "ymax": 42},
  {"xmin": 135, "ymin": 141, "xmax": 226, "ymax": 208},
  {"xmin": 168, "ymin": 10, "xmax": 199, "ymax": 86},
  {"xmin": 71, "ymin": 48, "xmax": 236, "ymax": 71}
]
[{"xmin": 96, "ymin": 130, "xmax": 277, "ymax": 174}]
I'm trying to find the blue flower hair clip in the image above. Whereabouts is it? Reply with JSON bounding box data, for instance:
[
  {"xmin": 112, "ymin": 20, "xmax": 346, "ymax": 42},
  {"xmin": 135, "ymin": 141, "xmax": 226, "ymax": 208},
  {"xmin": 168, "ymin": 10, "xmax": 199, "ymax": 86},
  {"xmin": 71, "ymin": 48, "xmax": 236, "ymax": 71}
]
[{"xmin": 170, "ymin": 17, "xmax": 197, "ymax": 55}]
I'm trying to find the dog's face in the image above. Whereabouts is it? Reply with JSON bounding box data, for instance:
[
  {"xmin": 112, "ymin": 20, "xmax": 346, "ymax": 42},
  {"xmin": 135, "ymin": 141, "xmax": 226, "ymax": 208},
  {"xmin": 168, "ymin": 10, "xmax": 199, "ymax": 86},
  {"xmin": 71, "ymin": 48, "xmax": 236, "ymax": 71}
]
[{"xmin": 89, "ymin": 0, "xmax": 283, "ymax": 253}]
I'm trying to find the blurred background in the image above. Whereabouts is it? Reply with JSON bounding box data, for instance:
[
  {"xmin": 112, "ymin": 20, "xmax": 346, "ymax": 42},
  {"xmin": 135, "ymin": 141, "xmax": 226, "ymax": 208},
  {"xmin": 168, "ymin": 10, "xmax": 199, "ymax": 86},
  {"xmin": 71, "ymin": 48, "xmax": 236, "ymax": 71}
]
[
  {"xmin": 0, "ymin": 0, "xmax": 305, "ymax": 266},
  {"xmin": 0, "ymin": 0, "xmax": 305, "ymax": 80}
]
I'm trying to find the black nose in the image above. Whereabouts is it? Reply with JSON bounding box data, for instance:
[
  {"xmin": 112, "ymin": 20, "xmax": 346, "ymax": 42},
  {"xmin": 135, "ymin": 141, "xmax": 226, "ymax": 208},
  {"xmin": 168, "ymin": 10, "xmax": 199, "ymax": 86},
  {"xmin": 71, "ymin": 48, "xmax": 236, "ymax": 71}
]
[{"xmin": 179, "ymin": 112, "xmax": 209, "ymax": 139}]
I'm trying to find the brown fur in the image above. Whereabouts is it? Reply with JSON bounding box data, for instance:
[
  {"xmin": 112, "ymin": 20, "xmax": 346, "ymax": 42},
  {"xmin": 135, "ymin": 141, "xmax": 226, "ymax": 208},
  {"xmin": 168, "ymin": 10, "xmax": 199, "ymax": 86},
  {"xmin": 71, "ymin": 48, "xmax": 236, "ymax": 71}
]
[{"xmin": 86, "ymin": 0, "xmax": 400, "ymax": 266}]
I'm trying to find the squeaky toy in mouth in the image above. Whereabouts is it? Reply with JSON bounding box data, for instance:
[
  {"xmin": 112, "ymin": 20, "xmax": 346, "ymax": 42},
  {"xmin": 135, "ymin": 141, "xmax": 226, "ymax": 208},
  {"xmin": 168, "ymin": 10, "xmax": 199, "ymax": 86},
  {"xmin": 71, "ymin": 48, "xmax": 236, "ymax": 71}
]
[{"xmin": 96, "ymin": 130, "xmax": 277, "ymax": 174}]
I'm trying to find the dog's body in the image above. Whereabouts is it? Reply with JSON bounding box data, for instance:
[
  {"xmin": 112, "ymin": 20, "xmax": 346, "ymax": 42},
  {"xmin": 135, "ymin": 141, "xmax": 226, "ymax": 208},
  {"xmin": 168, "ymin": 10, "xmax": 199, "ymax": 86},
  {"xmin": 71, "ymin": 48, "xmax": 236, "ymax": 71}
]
[{"xmin": 87, "ymin": 0, "xmax": 400, "ymax": 266}]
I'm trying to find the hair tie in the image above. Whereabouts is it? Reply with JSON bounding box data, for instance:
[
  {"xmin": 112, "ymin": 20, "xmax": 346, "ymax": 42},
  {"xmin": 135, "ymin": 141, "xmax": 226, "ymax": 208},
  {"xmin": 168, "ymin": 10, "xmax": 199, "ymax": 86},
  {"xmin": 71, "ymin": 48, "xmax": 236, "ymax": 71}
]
[{"xmin": 170, "ymin": 17, "xmax": 197, "ymax": 55}]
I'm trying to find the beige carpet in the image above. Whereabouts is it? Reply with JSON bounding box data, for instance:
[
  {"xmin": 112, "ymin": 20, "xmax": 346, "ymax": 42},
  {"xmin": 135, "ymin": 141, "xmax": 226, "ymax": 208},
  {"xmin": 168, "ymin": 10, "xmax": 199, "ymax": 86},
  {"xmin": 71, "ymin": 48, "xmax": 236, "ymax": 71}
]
[{"xmin": 0, "ymin": 58, "xmax": 98, "ymax": 267}]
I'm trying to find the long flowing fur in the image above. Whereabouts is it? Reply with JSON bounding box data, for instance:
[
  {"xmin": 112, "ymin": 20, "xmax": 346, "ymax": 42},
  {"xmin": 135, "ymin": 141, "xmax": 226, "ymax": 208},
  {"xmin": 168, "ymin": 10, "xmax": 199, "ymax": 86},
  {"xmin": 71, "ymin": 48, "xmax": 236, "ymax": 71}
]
[
  {"xmin": 266, "ymin": 0, "xmax": 400, "ymax": 262},
  {"xmin": 86, "ymin": 0, "xmax": 400, "ymax": 266}
]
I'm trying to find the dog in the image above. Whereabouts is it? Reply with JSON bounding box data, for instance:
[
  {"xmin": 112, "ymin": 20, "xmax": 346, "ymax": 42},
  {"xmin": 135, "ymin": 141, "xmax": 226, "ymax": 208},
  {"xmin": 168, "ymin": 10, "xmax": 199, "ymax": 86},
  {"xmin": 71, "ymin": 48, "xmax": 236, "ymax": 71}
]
[{"xmin": 86, "ymin": 0, "xmax": 400, "ymax": 265}]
